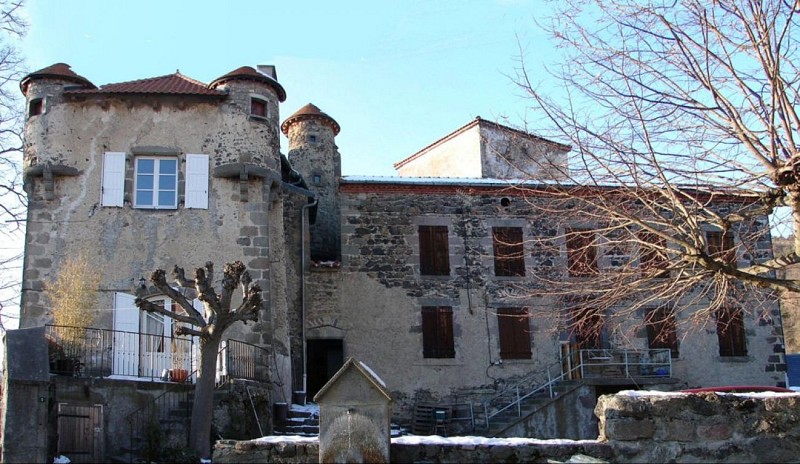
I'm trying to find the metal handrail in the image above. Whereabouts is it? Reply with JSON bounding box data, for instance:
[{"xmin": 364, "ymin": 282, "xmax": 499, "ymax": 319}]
[{"xmin": 482, "ymin": 348, "xmax": 672, "ymax": 430}]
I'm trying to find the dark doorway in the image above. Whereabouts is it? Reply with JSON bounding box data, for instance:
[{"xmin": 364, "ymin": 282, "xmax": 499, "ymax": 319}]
[{"xmin": 306, "ymin": 339, "xmax": 344, "ymax": 401}]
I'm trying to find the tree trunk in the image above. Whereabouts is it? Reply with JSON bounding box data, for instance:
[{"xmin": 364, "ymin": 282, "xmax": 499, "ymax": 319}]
[{"xmin": 190, "ymin": 335, "xmax": 221, "ymax": 460}]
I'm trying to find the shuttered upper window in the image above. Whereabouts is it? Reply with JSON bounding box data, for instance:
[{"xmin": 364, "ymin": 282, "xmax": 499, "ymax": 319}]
[
  {"xmin": 497, "ymin": 307, "xmax": 532, "ymax": 359},
  {"xmin": 421, "ymin": 306, "xmax": 455, "ymax": 358},
  {"xmin": 100, "ymin": 152, "xmax": 209, "ymax": 210},
  {"xmin": 135, "ymin": 157, "xmax": 178, "ymax": 209},
  {"xmin": 419, "ymin": 225, "xmax": 450, "ymax": 276},
  {"xmin": 706, "ymin": 230, "xmax": 735, "ymax": 265},
  {"xmin": 566, "ymin": 228, "xmax": 598, "ymax": 277},
  {"xmin": 493, "ymin": 227, "xmax": 525, "ymax": 277}
]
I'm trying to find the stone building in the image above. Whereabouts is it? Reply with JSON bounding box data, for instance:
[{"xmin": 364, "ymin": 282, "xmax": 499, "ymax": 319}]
[{"xmin": 3, "ymin": 62, "xmax": 787, "ymax": 460}]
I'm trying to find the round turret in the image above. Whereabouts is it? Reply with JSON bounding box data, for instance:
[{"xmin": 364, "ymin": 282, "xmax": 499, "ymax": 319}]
[{"xmin": 282, "ymin": 103, "xmax": 342, "ymax": 261}]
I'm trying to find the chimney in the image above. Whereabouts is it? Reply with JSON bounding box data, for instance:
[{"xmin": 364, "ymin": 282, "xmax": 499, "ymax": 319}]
[{"xmin": 257, "ymin": 65, "xmax": 277, "ymax": 80}]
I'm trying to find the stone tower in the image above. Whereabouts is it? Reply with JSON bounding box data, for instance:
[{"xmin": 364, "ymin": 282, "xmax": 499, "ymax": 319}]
[{"xmin": 281, "ymin": 103, "xmax": 341, "ymax": 261}]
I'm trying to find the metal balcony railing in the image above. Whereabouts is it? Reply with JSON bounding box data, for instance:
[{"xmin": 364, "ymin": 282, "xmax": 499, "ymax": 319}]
[
  {"xmin": 217, "ymin": 339, "xmax": 270, "ymax": 383},
  {"xmin": 46, "ymin": 324, "xmax": 195, "ymax": 382}
]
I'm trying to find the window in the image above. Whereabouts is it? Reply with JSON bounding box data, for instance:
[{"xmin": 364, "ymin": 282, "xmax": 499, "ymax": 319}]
[
  {"xmin": 419, "ymin": 225, "xmax": 450, "ymax": 275},
  {"xmin": 493, "ymin": 227, "xmax": 525, "ymax": 277},
  {"xmin": 29, "ymin": 98, "xmax": 44, "ymax": 117},
  {"xmin": 717, "ymin": 308, "xmax": 747, "ymax": 357},
  {"xmin": 639, "ymin": 232, "xmax": 669, "ymax": 278},
  {"xmin": 250, "ymin": 98, "xmax": 267, "ymax": 118},
  {"xmin": 571, "ymin": 307, "xmax": 604, "ymax": 349},
  {"xmin": 135, "ymin": 157, "xmax": 178, "ymax": 209},
  {"xmin": 102, "ymin": 152, "xmax": 208, "ymax": 210},
  {"xmin": 307, "ymin": 134, "xmax": 318, "ymax": 143},
  {"xmin": 566, "ymin": 228, "xmax": 597, "ymax": 277},
  {"xmin": 497, "ymin": 308, "xmax": 532, "ymax": 359},
  {"xmin": 706, "ymin": 230, "xmax": 735, "ymax": 265},
  {"xmin": 645, "ymin": 307, "xmax": 678, "ymax": 358},
  {"xmin": 421, "ymin": 306, "xmax": 455, "ymax": 358}
]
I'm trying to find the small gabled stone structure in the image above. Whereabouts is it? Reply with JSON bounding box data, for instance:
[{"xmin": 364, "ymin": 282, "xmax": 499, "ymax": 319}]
[{"xmin": 314, "ymin": 357, "xmax": 392, "ymax": 464}]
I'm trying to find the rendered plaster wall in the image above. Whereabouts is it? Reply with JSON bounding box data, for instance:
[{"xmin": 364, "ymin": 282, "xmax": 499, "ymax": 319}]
[
  {"xmin": 395, "ymin": 124, "xmax": 483, "ymax": 178},
  {"xmin": 19, "ymin": 75, "xmax": 293, "ymax": 400}
]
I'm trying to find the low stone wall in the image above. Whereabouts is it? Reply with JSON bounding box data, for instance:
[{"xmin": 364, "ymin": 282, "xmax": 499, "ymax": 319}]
[
  {"xmin": 599, "ymin": 391, "xmax": 800, "ymax": 463},
  {"xmin": 213, "ymin": 438, "xmax": 612, "ymax": 463},
  {"xmin": 214, "ymin": 391, "xmax": 800, "ymax": 463}
]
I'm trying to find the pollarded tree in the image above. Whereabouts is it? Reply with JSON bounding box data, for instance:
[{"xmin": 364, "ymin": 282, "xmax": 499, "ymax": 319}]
[
  {"xmin": 507, "ymin": 0, "xmax": 800, "ymax": 341},
  {"xmin": 135, "ymin": 261, "xmax": 262, "ymax": 460}
]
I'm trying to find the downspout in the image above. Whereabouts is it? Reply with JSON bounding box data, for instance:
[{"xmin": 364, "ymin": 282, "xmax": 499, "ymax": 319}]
[{"xmin": 301, "ymin": 198, "xmax": 318, "ymax": 397}]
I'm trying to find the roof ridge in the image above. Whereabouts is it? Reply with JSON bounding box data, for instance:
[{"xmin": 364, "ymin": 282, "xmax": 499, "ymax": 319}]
[{"xmin": 98, "ymin": 72, "xmax": 207, "ymax": 89}]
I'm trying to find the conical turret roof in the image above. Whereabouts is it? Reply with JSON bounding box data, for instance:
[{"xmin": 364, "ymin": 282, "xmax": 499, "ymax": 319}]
[
  {"xmin": 21, "ymin": 63, "xmax": 95, "ymax": 95},
  {"xmin": 281, "ymin": 103, "xmax": 340, "ymax": 136}
]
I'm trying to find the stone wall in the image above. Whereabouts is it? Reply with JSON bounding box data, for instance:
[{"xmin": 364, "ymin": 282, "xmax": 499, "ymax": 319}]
[
  {"xmin": 330, "ymin": 181, "xmax": 784, "ymax": 421},
  {"xmin": 214, "ymin": 391, "xmax": 800, "ymax": 463},
  {"xmin": 598, "ymin": 391, "xmax": 800, "ymax": 463},
  {"xmin": 213, "ymin": 438, "xmax": 613, "ymax": 463}
]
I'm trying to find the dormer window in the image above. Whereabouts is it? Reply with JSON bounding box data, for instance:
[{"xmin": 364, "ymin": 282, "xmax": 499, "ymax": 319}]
[
  {"xmin": 29, "ymin": 98, "xmax": 44, "ymax": 117},
  {"xmin": 250, "ymin": 98, "xmax": 268, "ymax": 118}
]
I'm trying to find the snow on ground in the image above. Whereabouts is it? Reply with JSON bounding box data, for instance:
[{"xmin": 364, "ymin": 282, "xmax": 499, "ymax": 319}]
[
  {"xmin": 253, "ymin": 434, "xmax": 600, "ymax": 446},
  {"xmin": 392, "ymin": 435, "xmax": 599, "ymax": 446},
  {"xmin": 616, "ymin": 389, "xmax": 800, "ymax": 398}
]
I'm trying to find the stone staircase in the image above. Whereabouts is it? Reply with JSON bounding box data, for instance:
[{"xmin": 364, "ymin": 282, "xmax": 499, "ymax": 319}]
[{"xmin": 273, "ymin": 405, "xmax": 320, "ymax": 436}]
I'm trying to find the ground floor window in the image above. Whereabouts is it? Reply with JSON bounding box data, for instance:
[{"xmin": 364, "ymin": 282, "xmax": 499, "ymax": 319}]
[
  {"xmin": 422, "ymin": 306, "xmax": 455, "ymax": 358},
  {"xmin": 498, "ymin": 307, "xmax": 532, "ymax": 359}
]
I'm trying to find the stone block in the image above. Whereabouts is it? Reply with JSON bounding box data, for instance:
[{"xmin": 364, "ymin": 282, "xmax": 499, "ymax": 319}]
[
  {"xmin": 657, "ymin": 419, "xmax": 696, "ymax": 442},
  {"xmin": 604, "ymin": 418, "xmax": 656, "ymax": 440},
  {"xmin": 696, "ymin": 423, "xmax": 732, "ymax": 441}
]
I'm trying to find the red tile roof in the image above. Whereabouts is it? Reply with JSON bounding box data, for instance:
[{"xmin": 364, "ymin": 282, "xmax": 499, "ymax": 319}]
[
  {"xmin": 64, "ymin": 72, "xmax": 227, "ymax": 97},
  {"xmin": 281, "ymin": 103, "xmax": 340, "ymax": 136},
  {"xmin": 21, "ymin": 63, "xmax": 95, "ymax": 95},
  {"xmin": 210, "ymin": 66, "xmax": 286, "ymax": 102}
]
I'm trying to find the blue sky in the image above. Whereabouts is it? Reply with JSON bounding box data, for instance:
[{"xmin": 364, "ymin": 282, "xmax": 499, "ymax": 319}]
[{"xmin": 20, "ymin": 0, "xmax": 561, "ymax": 176}]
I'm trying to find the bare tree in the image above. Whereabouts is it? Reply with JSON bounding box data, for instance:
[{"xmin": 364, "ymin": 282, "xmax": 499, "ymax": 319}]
[
  {"xmin": 136, "ymin": 261, "xmax": 262, "ymax": 460},
  {"xmin": 0, "ymin": 0, "xmax": 26, "ymax": 329},
  {"xmin": 507, "ymin": 0, "xmax": 800, "ymax": 340}
]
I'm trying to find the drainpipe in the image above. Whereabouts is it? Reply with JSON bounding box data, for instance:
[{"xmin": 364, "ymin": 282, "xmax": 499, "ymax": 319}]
[{"xmin": 301, "ymin": 199, "xmax": 318, "ymax": 397}]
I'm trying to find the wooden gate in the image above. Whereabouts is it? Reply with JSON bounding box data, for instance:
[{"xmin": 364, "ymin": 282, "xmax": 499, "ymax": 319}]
[{"xmin": 57, "ymin": 403, "xmax": 104, "ymax": 463}]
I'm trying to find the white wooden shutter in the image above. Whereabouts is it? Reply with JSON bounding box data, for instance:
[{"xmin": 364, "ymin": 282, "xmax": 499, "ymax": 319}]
[
  {"xmin": 101, "ymin": 152, "xmax": 126, "ymax": 207},
  {"xmin": 113, "ymin": 292, "xmax": 139, "ymax": 376},
  {"xmin": 184, "ymin": 154, "xmax": 209, "ymax": 209}
]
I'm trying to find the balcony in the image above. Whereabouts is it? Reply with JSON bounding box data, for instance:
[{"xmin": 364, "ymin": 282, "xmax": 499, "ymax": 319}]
[
  {"xmin": 565, "ymin": 348, "xmax": 674, "ymax": 384},
  {"xmin": 45, "ymin": 325, "xmax": 268, "ymax": 384}
]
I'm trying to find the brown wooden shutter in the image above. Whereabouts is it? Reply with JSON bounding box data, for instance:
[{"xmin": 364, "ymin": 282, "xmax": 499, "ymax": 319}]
[
  {"xmin": 493, "ymin": 227, "xmax": 525, "ymax": 276},
  {"xmin": 498, "ymin": 308, "xmax": 531, "ymax": 359},
  {"xmin": 419, "ymin": 226, "xmax": 450, "ymax": 275},
  {"xmin": 566, "ymin": 228, "xmax": 597, "ymax": 276},
  {"xmin": 422, "ymin": 306, "xmax": 454, "ymax": 358},
  {"xmin": 707, "ymin": 231, "xmax": 735, "ymax": 265},
  {"xmin": 638, "ymin": 232, "xmax": 669, "ymax": 278},
  {"xmin": 717, "ymin": 308, "xmax": 747, "ymax": 356}
]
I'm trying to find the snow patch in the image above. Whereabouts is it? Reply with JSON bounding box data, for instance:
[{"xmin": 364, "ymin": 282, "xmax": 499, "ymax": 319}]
[{"xmin": 358, "ymin": 361, "xmax": 387, "ymax": 388}]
